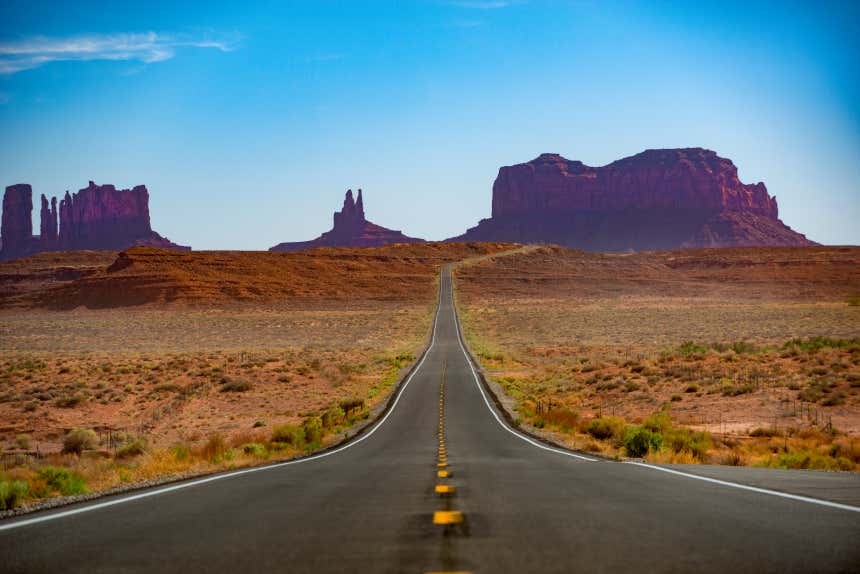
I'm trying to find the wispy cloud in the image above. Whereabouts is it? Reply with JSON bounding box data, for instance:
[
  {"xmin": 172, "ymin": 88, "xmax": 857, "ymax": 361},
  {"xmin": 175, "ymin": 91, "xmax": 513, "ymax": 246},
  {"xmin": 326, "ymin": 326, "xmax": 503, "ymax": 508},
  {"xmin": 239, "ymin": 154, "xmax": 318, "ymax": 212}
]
[
  {"xmin": 0, "ymin": 32, "xmax": 238, "ymax": 75},
  {"xmin": 449, "ymin": 1, "xmax": 520, "ymax": 8}
]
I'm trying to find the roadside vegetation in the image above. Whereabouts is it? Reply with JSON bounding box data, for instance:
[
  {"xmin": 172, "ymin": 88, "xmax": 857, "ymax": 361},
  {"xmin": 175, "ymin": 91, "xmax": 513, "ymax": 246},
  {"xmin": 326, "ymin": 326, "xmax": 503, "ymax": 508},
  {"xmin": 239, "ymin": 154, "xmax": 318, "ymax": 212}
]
[
  {"xmin": 455, "ymin": 246, "xmax": 860, "ymax": 472},
  {"xmin": 0, "ymin": 395, "xmax": 379, "ymax": 510},
  {"xmin": 467, "ymin": 333, "xmax": 860, "ymax": 469},
  {"xmin": 0, "ymin": 310, "xmax": 427, "ymax": 511}
]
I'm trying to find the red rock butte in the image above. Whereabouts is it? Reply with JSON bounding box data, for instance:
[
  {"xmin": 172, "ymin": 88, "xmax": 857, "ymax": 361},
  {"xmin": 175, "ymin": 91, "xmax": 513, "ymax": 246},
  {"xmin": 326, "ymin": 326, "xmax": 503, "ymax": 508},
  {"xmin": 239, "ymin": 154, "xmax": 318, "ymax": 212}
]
[
  {"xmin": 270, "ymin": 189, "xmax": 425, "ymax": 252},
  {"xmin": 448, "ymin": 148, "xmax": 814, "ymax": 251},
  {"xmin": 0, "ymin": 181, "xmax": 189, "ymax": 262}
]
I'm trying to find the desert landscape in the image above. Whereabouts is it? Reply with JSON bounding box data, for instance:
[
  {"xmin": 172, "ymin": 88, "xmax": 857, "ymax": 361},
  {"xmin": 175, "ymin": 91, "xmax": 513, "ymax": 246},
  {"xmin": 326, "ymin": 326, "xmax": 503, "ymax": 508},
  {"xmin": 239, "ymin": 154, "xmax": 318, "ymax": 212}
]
[
  {"xmin": 3, "ymin": 4, "xmax": 859, "ymax": 571},
  {"xmin": 456, "ymin": 245, "xmax": 860, "ymax": 468},
  {"xmin": 0, "ymin": 242, "xmax": 512, "ymax": 509}
]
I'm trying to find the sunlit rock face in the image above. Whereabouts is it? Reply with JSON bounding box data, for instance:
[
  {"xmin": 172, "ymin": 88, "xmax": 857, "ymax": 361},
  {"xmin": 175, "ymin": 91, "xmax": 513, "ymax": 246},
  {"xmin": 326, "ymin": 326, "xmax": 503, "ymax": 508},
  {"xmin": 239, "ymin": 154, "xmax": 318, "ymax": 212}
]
[
  {"xmin": 450, "ymin": 148, "xmax": 814, "ymax": 251},
  {"xmin": 0, "ymin": 181, "xmax": 188, "ymax": 262}
]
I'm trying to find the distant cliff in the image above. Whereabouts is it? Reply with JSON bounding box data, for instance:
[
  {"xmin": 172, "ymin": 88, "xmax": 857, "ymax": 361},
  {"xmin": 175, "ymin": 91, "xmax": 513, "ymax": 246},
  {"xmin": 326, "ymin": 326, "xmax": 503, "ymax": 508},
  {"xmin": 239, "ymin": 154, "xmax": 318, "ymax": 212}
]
[
  {"xmin": 449, "ymin": 148, "xmax": 814, "ymax": 250},
  {"xmin": 0, "ymin": 181, "xmax": 189, "ymax": 262},
  {"xmin": 270, "ymin": 189, "xmax": 424, "ymax": 252}
]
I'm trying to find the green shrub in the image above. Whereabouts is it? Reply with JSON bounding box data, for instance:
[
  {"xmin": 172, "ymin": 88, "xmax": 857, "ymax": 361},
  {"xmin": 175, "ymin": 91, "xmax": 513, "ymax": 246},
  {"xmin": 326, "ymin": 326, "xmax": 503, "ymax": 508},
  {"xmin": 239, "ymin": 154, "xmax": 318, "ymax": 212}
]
[
  {"xmin": 722, "ymin": 384, "xmax": 755, "ymax": 397},
  {"xmin": 731, "ymin": 341, "xmax": 758, "ymax": 354},
  {"xmin": 388, "ymin": 353, "xmax": 414, "ymax": 369},
  {"xmin": 116, "ymin": 440, "xmax": 147, "ymax": 459},
  {"xmin": 271, "ymin": 424, "xmax": 305, "ymax": 447},
  {"xmin": 587, "ymin": 417, "xmax": 625, "ymax": 440},
  {"xmin": 62, "ymin": 428, "xmax": 98, "ymax": 454},
  {"xmin": 782, "ymin": 337, "xmax": 859, "ymax": 353},
  {"xmin": 242, "ymin": 443, "xmax": 268, "ymax": 457},
  {"xmin": 321, "ymin": 406, "xmax": 345, "ymax": 429},
  {"xmin": 302, "ymin": 416, "xmax": 324, "ymax": 447},
  {"xmin": 55, "ymin": 392, "xmax": 86, "ymax": 408},
  {"xmin": 643, "ymin": 411, "xmax": 672, "ymax": 434},
  {"xmin": 822, "ymin": 393, "xmax": 846, "ymax": 406},
  {"xmin": 0, "ymin": 480, "xmax": 28, "ymax": 510},
  {"xmin": 623, "ymin": 426, "xmax": 663, "ymax": 457},
  {"xmin": 665, "ymin": 428, "xmax": 710, "ymax": 459},
  {"xmin": 773, "ymin": 450, "xmax": 854, "ymax": 471},
  {"xmin": 171, "ymin": 443, "xmax": 191, "ymax": 461},
  {"xmin": 678, "ymin": 341, "xmax": 708, "ymax": 356},
  {"xmin": 38, "ymin": 467, "xmax": 88, "ymax": 496}
]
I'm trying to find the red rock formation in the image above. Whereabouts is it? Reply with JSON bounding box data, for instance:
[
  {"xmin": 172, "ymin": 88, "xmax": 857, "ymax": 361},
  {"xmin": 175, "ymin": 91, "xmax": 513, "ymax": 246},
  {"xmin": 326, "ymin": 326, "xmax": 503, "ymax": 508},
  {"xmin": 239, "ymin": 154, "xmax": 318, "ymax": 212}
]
[
  {"xmin": 1, "ymin": 184, "xmax": 36, "ymax": 261},
  {"xmin": 270, "ymin": 189, "xmax": 424, "ymax": 252},
  {"xmin": 451, "ymin": 148, "xmax": 814, "ymax": 250},
  {"xmin": 39, "ymin": 194, "xmax": 58, "ymax": 250},
  {"xmin": 1, "ymin": 181, "xmax": 188, "ymax": 262}
]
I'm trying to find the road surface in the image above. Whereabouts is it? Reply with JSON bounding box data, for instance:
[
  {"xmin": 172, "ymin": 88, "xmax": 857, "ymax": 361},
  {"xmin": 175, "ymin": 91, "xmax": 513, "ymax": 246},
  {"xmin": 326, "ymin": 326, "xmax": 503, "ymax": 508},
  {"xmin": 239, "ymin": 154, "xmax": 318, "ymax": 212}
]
[{"xmin": 2, "ymin": 267, "xmax": 859, "ymax": 573}]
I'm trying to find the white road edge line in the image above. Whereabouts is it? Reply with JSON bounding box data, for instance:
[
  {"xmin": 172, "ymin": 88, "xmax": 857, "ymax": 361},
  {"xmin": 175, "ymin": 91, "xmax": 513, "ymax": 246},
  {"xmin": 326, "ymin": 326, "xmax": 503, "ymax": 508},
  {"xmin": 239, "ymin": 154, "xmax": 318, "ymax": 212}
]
[
  {"xmin": 625, "ymin": 462, "xmax": 860, "ymax": 514},
  {"xmin": 0, "ymin": 281, "xmax": 444, "ymax": 532},
  {"xmin": 449, "ymin": 270, "xmax": 596, "ymax": 462}
]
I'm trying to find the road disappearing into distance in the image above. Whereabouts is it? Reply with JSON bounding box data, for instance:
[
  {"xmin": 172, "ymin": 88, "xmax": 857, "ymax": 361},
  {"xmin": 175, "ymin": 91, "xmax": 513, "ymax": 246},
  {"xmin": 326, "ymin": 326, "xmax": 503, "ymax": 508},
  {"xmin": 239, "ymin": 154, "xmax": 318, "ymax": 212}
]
[{"xmin": 2, "ymin": 267, "xmax": 859, "ymax": 573}]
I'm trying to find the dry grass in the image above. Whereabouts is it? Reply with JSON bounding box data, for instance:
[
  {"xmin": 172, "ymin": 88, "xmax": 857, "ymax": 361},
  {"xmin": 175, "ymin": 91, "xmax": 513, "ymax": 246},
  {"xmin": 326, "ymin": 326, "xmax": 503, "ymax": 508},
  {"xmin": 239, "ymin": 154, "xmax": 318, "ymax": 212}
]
[
  {"xmin": 0, "ymin": 243, "xmax": 525, "ymax": 509},
  {"xmin": 456, "ymin": 245, "xmax": 860, "ymax": 469}
]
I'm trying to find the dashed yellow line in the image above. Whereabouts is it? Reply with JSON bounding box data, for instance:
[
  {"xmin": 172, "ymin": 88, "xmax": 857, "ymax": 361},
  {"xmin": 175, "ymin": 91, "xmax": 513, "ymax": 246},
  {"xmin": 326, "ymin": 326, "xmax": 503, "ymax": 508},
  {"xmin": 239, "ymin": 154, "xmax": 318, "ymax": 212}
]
[
  {"xmin": 432, "ymin": 510, "xmax": 464, "ymax": 525},
  {"xmin": 435, "ymin": 484, "xmax": 456, "ymax": 494}
]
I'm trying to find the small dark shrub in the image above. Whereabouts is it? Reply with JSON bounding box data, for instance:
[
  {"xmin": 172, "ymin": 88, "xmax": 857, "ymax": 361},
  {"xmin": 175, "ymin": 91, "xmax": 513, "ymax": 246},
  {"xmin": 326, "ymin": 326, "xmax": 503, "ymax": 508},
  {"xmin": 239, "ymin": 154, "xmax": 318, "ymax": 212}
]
[
  {"xmin": 678, "ymin": 341, "xmax": 708, "ymax": 356},
  {"xmin": 271, "ymin": 424, "xmax": 305, "ymax": 447},
  {"xmin": 62, "ymin": 428, "xmax": 98, "ymax": 454},
  {"xmin": 242, "ymin": 443, "xmax": 268, "ymax": 457},
  {"xmin": 220, "ymin": 380, "xmax": 253, "ymax": 393},
  {"xmin": 750, "ymin": 427, "xmax": 781, "ymax": 438},
  {"xmin": 116, "ymin": 440, "xmax": 147, "ymax": 459},
  {"xmin": 587, "ymin": 417, "xmax": 625, "ymax": 440},
  {"xmin": 302, "ymin": 417, "xmax": 323, "ymax": 447},
  {"xmin": 0, "ymin": 480, "xmax": 28, "ymax": 510},
  {"xmin": 623, "ymin": 426, "xmax": 663, "ymax": 457}
]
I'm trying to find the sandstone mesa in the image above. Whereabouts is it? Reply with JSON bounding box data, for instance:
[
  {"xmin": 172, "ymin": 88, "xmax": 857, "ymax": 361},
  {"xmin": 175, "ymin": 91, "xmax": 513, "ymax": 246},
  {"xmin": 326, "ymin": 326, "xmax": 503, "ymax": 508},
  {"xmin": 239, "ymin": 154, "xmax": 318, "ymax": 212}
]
[{"xmin": 448, "ymin": 148, "xmax": 814, "ymax": 250}]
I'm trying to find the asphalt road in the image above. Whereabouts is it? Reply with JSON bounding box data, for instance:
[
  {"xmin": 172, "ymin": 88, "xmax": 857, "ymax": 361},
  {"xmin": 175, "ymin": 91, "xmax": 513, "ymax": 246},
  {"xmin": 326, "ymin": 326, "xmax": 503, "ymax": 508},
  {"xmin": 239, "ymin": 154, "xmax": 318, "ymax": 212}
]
[{"xmin": 2, "ymin": 267, "xmax": 859, "ymax": 573}]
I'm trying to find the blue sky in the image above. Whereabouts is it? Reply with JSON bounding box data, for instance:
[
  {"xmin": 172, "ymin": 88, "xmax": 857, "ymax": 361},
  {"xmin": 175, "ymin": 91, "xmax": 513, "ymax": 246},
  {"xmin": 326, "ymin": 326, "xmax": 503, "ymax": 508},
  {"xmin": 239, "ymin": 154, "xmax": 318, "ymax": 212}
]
[{"xmin": 0, "ymin": 0, "xmax": 858, "ymax": 248}]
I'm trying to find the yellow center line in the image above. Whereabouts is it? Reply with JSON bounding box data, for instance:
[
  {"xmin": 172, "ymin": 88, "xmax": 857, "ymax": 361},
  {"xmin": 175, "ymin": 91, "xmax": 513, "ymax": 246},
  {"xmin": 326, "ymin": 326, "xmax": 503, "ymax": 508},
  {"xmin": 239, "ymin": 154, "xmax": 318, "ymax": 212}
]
[{"xmin": 432, "ymin": 510, "xmax": 463, "ymax": 525}]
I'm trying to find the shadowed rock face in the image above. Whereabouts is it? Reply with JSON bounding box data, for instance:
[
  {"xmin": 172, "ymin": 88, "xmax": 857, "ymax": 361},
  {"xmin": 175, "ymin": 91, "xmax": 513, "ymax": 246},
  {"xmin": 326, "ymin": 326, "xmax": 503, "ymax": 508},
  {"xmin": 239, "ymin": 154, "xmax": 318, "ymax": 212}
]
[
  {"xmin": 39, "ymin": 194, "xmax": 58, "ymax": 250},
  {"xmin": 1, "ymin": 184, "xmax": 34, "ymax": 261},
  {"xmin": 270, "ymin": 189, "xmax": 424, "ymax": 252},
  {"xmin": 0, "ymin": 182, "xmax": 188, "ymax": 262},
  {"xmin": 450, "ymin": 148, "xmax": 814, "ymax": 250}
]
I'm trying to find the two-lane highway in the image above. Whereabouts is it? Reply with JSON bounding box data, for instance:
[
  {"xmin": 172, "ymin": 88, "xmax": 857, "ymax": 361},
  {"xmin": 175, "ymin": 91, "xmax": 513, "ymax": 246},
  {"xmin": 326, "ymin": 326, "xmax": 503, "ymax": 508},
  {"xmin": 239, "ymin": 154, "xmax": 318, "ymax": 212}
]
[{"xmin": 2, "ymin": 267, "xmax": 859, "ymax": 573}]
